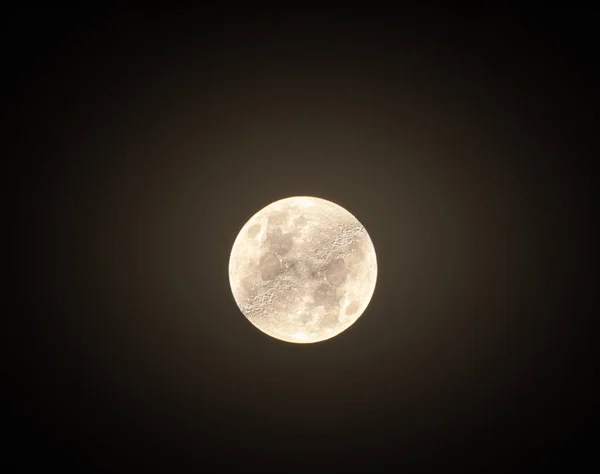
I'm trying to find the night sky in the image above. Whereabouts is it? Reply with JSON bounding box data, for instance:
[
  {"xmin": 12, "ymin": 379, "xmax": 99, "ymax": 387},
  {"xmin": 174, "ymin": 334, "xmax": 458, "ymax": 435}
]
[{"xmin": 6, "ymin": 7, "xmax": 596, "ymax": 472}]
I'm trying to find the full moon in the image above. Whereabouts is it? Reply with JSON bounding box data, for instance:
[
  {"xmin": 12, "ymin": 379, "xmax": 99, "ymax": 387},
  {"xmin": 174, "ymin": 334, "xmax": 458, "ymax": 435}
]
[{"xmin": 228, "ymin": 196, "xmax": 377, "ymax": 343}]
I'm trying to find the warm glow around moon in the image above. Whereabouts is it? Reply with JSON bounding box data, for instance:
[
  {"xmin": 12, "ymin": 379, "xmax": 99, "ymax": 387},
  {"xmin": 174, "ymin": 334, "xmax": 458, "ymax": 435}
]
[{"xmin": 228, "ymin": 196, "xmax": 377, "ymax": 343}]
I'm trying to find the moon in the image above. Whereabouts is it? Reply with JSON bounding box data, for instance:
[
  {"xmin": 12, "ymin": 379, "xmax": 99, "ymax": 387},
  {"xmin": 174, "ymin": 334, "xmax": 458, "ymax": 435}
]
[{"xmin": 228, "ymin": 196, "xmax": 377, "ymax": 344}]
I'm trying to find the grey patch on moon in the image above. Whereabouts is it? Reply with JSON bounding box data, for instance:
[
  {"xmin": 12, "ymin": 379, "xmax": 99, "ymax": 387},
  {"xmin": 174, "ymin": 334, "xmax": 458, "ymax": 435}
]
[
  {"xmin": 324, "ymin": 258, "xmax": 348, "ymax": 286},
  {"xmin": 300, "ymin": 312, "xmax": 313, "ymax": 324},
  {"xmin": 313, "ymin": 283, "xmax": 338, "ymax": 308},
  {"xmin": 321, "ymin": 310, "xmax": 340, "ymax": 328},
  {"xmin": 240, "ymin": 275, "xmax": 256, "ymax": 296},
  {"xmin": 265, "ymin": 229, "xmax": 294, "ymax": 255},
  {"xmin": 259, "ymin": 253, "xmax": 281, "ymax": 280},
  {"xmin": 267, "ymin": 211, "xmax": 287, "ymax": 226},
  {"xmin": 345, "ymin": 301, "xmax": 359, "ymax": 315},
  {"xmin": 272, "ymin": 289, "xmax": 296, "ymax": 312},
  {"xmin": 295, "ymin": 216, "xmax": 307, "ymax": 227},
  {"xmin": 247, "ymin": 224, "xmax": 261, "ymax": 239},
  {"xmin": 348, "ymin": 240, "xmax": 365, "ymax": 262}
]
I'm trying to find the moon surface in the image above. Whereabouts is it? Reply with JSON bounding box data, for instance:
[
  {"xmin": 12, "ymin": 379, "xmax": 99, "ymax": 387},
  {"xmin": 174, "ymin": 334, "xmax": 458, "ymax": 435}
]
[{"xmin": 228, "ymin": 196, "xmax": 377, "ymax": 343}]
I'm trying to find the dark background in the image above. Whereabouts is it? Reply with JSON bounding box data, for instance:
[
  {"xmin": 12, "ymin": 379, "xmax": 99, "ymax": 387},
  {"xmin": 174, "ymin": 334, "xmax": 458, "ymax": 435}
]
[{"xmin": 5, "ymin": 7, "xmax": 596, "ymax": 472}]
